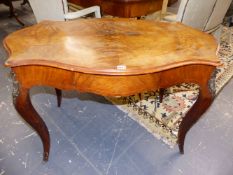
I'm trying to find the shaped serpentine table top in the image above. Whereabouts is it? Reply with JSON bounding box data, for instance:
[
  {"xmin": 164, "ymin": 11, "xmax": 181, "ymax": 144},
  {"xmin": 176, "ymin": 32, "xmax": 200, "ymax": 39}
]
[{"xmin": 4, "ymin": 18, "xmax": 220, "ymax": 75}]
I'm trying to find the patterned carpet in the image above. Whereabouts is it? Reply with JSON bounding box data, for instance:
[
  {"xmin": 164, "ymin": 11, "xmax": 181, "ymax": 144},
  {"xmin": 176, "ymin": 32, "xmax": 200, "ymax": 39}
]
[{"xmin": 108, "ymin": 26, "xmax": 233, "ymax": 147}]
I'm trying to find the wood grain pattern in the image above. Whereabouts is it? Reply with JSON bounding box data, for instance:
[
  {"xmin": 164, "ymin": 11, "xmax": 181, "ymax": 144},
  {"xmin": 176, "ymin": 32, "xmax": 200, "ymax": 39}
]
[
  {"xmin": 4, "ymin": 18, "xmax": 220, "ymax": 160},
  {"xmin": 4, "ymin": 19, "xmax": 220, "ymax": 75}
]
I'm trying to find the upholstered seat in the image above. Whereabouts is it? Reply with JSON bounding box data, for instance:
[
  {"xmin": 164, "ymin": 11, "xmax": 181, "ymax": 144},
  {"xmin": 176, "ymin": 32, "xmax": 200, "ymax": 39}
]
[{"xmin": 163, "ymin": 0, "xmax": 231, "ymax": 34}]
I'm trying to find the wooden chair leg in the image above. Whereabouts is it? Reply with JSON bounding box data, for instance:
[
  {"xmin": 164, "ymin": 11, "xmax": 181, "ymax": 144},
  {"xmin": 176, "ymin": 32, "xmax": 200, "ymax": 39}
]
[
  {"xmin": 6, "ymin": 0, "xmax": 24, "ymax": 26},
  {"xmin": 21, "ymin": 0, "xmax": 28, "ymax": 5},
  {"xmin": 55, "ymin": 88, "xmax": 62, "ymax": 107}
]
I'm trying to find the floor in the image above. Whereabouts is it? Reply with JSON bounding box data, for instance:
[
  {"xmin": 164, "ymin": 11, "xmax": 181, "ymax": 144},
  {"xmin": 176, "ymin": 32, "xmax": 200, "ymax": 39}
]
[{"xmin": 1, "ymin": 2, "xmax": 233, "ymax": 175}]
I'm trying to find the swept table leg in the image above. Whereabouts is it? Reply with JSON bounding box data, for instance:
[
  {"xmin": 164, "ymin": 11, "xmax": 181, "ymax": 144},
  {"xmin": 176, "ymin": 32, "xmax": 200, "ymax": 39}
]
[
  {"xmin": 13, "ymin": 86, "xmax": 50, "ymax": 161},
  {"xmin": 177, "ymin": 82, "xmax": 214, "ymax": 154},
  {"xmin": 55, "ymin": 88, "xmax": 62, "ymax": 107},
  {"xmin": 158, "ymin": 88, "xmax": 165, "ymax": 103}
]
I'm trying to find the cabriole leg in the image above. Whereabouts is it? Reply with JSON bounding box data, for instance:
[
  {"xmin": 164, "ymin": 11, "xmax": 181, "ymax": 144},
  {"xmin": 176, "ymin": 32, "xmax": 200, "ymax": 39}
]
[
  {"xmin": 177, "ymin": 82, "xmax": 214, "ymax": 154},
  {"xmin": 13, "ymin": 83, "xmax": 50, "ymax": 161}
]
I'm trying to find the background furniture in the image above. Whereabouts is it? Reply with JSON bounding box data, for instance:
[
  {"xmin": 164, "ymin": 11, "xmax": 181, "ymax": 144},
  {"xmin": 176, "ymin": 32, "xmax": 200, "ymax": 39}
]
[
  {"xmin": 163, "ymin": 0, "xmax": 231, "ymax": 34},
  {"xmin": 28, "ymin": 0, "xmax": 101, "ymax": 23},
  {"xmin": 21, "ymin": 0, "xmax": 28, "ymax": 5},
  {"xmin": 68, "ymin": 0, "xmax": 177, "ymax": 17},
  {"xmin": 4, "ymin": 19, "xmax": 220, "ymax": 160},
  {"xmin": 0, "ymin": 0, "xmax": 24, "ymax": 25}
]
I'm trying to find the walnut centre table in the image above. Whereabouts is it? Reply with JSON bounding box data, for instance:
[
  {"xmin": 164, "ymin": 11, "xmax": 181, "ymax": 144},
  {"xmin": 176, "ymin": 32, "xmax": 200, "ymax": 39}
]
[{"xmin": 4, "ymin": 18, "xmax": 220, "ymax": 161}]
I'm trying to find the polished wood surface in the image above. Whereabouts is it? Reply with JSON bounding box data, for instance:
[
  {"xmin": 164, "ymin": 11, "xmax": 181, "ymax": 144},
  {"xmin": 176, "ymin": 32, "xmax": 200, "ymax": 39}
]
[
  {"xmin": 4, "ymin": 18, "xmax": 220, "ymax": 161},
  {"xmin": 4, "ymin": 19, "xmax": 220, "ymax": 75},
  {"xmin": 68, "ymin": 0, "xmax": 177, "ymax": 17}
]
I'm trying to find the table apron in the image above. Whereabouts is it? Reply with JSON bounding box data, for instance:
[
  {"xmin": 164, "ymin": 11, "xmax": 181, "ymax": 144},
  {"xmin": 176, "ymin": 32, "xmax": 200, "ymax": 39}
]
[{"xmin": 12, "ymin": 64, "xmax": 216, "ymax": 96}]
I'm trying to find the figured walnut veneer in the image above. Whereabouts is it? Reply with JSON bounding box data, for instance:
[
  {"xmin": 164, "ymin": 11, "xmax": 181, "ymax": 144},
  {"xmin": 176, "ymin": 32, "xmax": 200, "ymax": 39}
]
[
  {"xmin": 4, "ymin": 19, "xmax": 219, "ymax": 74},
  {"xmin": 4, "ymin": 19, "xmax": 221, "ymax": 161}
]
